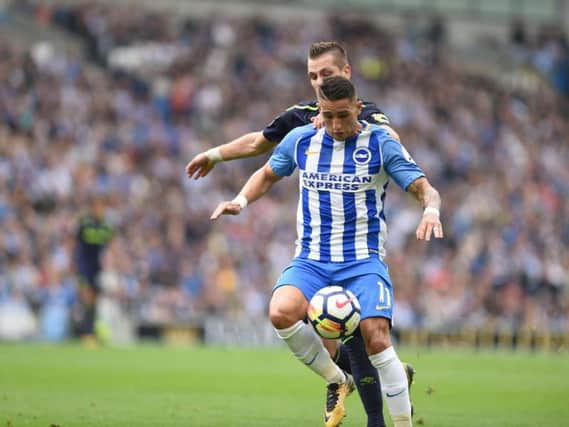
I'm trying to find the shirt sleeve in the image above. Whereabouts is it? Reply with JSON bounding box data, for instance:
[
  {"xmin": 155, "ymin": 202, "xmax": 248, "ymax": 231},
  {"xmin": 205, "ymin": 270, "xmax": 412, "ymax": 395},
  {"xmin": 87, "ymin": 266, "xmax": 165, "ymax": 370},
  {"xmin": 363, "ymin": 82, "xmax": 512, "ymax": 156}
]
[
  {"xmin": 379, "ymin": 131, "xmax": 425, "ymax": 191},
  {"xmin": 360, "ymin": 102, "xmax": 391, "ymax": 125},
  {"xmin": 268, "ymin": 126, "xmax": 308, "ymax": 176},
  {"xmin": 262, "ymin": 105, "xmax": 314, "ymax": 143}
]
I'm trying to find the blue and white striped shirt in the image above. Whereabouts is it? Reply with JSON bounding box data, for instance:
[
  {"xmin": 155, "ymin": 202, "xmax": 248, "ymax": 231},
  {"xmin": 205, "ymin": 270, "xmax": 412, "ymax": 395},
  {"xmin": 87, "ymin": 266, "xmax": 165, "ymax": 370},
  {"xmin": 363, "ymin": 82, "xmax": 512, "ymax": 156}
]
[{"xmin": 269, "ymin": 122, "xmax": 424, "ymax": 262}]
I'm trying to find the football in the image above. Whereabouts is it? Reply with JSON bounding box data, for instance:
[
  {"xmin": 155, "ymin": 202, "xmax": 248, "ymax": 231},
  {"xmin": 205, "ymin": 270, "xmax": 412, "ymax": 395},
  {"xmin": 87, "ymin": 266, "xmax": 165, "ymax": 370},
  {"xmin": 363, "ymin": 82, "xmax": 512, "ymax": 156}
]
[{"xmin": 307, "ymin": 286, "xmax": 361, "ymax": 339}]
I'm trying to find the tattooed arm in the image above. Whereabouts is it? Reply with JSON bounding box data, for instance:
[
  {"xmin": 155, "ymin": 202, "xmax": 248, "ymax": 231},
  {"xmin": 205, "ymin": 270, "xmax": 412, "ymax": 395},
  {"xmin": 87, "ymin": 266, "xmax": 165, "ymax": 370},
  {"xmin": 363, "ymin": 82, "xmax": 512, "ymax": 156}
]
[{"xmin": 407, "ymin": 177, "xmax": 444, "ymax": 241}]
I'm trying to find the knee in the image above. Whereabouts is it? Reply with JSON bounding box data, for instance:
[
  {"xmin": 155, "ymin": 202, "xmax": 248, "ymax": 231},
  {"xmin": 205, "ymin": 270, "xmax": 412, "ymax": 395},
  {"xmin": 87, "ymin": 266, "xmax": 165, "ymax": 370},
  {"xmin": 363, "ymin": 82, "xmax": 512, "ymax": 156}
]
[
  {"xmin": 365, "ymin": 334, "xmax": 391, "ymax": 354},
  {"xmin": 360, "ymin": 319, "xmax": 392, "ymax": 354},
  {"xmin": 269, "ymin": 286, "xmax": 308, "ymax": 329},
  {"xmin": 269, "ymin": 306, "xmax": 298, "ymax": 329},
  {"xmin": 269, "ymin": 300, "xmax": 305, "ymax": 330}
]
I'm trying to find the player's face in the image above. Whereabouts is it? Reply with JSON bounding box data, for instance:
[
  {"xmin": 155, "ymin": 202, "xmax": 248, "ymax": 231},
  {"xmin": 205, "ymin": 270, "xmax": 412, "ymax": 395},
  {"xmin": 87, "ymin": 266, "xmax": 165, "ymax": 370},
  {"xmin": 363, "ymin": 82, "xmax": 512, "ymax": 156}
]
[
  {"xmin": 307, "ymin": 53, "xmax": 351, "ymax": 94},
  {"xmin": 319, "ymin": 98, "xmax": 362, "ymax": 141}
]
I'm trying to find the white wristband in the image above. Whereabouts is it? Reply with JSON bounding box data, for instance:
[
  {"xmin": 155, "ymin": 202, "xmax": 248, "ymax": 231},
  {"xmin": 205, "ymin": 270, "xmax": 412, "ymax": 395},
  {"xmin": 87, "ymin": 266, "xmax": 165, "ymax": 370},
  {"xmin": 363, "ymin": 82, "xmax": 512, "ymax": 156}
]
[
  {"xmin": 232, "ymin": 194, "xmax": 248, "ymax": 209},
  {"xmin": 205, "ymin": 147, "xmax": 223, "ymax": 163},
  {"xmin": 423, "ymin": 207, "xmax": 440, "ymax": 217}
]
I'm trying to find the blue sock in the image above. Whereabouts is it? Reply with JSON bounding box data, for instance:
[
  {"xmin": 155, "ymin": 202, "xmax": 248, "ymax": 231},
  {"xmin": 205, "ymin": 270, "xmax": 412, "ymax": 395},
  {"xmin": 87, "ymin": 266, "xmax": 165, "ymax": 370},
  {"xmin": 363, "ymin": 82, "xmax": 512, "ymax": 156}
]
[{"xmin": 343, "ymin": 330, "xmax": 386, "ymax": 427}]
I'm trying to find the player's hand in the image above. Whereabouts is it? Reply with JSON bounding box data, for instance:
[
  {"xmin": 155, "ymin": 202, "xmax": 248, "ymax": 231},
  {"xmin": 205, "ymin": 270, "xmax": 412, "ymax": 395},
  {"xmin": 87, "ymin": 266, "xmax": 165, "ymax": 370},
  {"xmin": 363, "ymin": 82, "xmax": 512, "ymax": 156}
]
[
  {"xmin": 311, "ymin": 113, "xmax": 325, "ymax": 129},
  {"xmin": 210, "ymin": 201, "xmax": 242, "ymax": 220},
  {"xmin": 186, "ymin": 152, "xmax": 215, "ymax": 180},
  {"xmin": 416, "ymin": 212, "xmax": 444, "ymax": 241}
]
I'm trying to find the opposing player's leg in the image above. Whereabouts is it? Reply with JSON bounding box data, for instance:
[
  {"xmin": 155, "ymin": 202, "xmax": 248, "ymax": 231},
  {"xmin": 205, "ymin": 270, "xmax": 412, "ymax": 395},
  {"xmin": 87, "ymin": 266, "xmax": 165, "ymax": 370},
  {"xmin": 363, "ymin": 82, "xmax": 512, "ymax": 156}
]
[
  {"xmin": 322, "ymin": 326, "xmax": 386, "ymax": 427},
  {"xmin": 341, "ymin": 335, "xmax": 413, "ymax": 425},
  {"xmin": 347, "ymin": 274, "xmax": 413, "ymax": 427},
  {"xmin": 323, "ymin": 339, "xmax": 348, "ymax": 370},
  {"xmin": 270, "ymin": 261, "xmax": 354, "ymax": 427},
  {"xmin": 343, "ymin": 330, "xmax": 386, "ymax": 427}
]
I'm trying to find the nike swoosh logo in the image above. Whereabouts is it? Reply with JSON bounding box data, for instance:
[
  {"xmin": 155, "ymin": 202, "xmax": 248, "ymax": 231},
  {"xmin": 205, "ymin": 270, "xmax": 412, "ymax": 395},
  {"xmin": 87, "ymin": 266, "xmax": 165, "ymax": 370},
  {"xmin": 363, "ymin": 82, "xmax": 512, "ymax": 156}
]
[
  {"xmin": 305, "ymin": 150, "xmax": 320, "ymax": 155},
  {"xmin": 336, "ymin": 298, "xmax": 353, "ymax": 309},
  {"xmin": 386, "ymin": 389, "xmax": 405, "ymax": 398},
  {"xmin": 306, "ymin": 351, "xmax": 319, "ymax": 366}
]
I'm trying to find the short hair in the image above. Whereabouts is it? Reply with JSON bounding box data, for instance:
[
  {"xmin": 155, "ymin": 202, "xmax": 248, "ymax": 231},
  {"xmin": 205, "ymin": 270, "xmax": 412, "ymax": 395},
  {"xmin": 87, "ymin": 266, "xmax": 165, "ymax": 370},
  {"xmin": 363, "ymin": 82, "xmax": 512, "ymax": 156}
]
[
  {"xmin": 318, "ymin": 76, "xmax": 356, "ymax": 102},
  {"xmin": 309, "ymin": 41, "xmax": 348, "ymax": 68}
]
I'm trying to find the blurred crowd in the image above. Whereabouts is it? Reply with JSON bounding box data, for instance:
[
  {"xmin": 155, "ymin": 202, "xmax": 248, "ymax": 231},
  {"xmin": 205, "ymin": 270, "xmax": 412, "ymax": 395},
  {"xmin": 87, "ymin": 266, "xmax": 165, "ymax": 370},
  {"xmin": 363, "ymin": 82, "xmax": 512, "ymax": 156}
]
[
  {"xmin": 509, "ymin": 18, "xmax": 569, "ymax": 97},
  {"xmin": 0, "ymin": 2, "xmax": 568, "ymax": 342}
]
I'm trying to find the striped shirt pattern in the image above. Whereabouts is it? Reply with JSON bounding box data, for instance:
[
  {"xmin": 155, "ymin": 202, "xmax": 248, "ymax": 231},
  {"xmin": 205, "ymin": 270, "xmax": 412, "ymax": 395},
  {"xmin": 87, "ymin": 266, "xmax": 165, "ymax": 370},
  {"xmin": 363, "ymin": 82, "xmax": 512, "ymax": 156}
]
[{"xmin": 269, "ymin": 123, "xmax": 424, "ymax": 262}]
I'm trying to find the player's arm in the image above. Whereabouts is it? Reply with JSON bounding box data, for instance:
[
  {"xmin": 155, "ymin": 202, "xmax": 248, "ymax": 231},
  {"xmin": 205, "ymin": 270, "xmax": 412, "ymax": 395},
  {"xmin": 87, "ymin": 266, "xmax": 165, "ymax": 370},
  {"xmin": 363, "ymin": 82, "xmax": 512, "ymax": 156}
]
[
  {"xmin": 186, "ymin": 132, "xmax": 276, "ymax": 179},
  {"xmin": 210, "ymin": 163, "xmax": 282, "ymax": 220},
  {"xmin": 187, "ymin": 105, "xmax": 308, "ymax": 179},
  {"xmin": 380, "ymin": 129, "xmax": 443, "ymax": 241},
  {"xmin": 210, "ymin": 123, "xmax": 301, "ymax": 220},
  {"xmin": 406, "ymin": 177, "xmax": 443, "ymax": 241}
]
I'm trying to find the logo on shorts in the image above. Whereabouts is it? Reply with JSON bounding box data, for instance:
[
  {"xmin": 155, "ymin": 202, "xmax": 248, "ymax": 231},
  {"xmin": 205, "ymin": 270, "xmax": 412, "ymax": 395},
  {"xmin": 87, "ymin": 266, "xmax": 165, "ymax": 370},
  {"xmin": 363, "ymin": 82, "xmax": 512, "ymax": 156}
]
[{"xmin": 353, "ymin": 147, "xmax": 371, "ymax": 165}]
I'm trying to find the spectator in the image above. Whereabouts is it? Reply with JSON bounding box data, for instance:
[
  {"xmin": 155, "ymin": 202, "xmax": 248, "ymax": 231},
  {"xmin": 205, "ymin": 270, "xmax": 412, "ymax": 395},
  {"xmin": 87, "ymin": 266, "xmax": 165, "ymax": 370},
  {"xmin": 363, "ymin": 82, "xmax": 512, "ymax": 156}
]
[{"xmin": 0, "ymin": 5, "xmax": 567, "ymax": 340}]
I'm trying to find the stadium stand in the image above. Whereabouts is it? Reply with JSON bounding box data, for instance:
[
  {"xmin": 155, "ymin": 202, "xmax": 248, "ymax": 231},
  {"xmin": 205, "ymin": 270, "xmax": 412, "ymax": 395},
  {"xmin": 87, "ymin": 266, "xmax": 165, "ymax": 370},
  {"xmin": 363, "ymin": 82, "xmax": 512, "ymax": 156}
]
[{"xmin": 0, "ymin": 1, "xmax": 567, "ymax": 349}]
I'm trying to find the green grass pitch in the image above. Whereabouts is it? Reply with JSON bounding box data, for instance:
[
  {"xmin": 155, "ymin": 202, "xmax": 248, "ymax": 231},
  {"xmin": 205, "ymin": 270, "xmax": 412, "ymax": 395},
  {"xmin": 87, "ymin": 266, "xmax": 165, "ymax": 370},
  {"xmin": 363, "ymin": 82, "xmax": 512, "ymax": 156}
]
[{"xmin": 0, "ymin": 343, "xmax": 568, "ymax": 426}]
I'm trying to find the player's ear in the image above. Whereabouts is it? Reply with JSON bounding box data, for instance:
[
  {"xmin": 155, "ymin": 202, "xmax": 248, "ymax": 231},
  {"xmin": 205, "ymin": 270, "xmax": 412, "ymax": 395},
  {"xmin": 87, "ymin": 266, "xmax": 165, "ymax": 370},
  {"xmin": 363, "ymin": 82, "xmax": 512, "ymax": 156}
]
[
  {"xmin": 343, "ymin": 63, "xmax": 351, "ymax": 79},
  {"xmin": 355, "ymin": 99, "xmax": 363, "ymax": 114}
]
